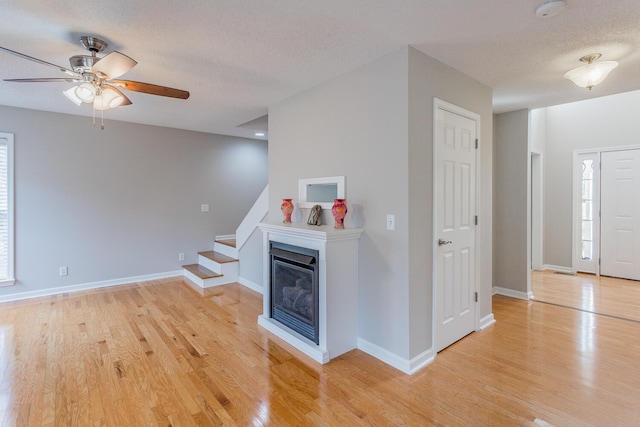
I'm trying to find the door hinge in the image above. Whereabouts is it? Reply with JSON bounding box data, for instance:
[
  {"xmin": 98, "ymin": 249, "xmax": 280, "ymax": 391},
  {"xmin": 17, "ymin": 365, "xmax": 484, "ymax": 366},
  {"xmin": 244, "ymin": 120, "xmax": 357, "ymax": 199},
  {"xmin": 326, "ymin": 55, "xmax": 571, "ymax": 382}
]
[
  {"xmin": 475, "ymin": 139, "xmax": 478, "ymax": 149},
  {"xmin": 475, "ymin": 292, "xmax": 478, "ymax": 302},
  {"xmin": 474, "ymin": 215, "xmax": 478, "ymax": 225}
]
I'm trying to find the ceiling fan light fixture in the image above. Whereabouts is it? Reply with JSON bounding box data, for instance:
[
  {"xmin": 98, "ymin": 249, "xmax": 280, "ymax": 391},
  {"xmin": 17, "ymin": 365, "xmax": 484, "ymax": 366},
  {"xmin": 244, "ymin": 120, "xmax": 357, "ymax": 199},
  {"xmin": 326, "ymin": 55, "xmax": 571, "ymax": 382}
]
[
  {"xmin": 75, "ymin": 83, "xmax": 96, "ymax": 103},
  {"xmin": 0, "ymin": 36, "xmax": 190, "ymax": 130},
  {"xmin": 564, "ymin": 53, "xmax": 618, "ymax": 90},
  {"xmin": 93, "ymin": 86, "xmax": 124, "ymax": 111},
  {"xmin": 63, "ymin": 87, "xmax": 83, "ymax": 106}
]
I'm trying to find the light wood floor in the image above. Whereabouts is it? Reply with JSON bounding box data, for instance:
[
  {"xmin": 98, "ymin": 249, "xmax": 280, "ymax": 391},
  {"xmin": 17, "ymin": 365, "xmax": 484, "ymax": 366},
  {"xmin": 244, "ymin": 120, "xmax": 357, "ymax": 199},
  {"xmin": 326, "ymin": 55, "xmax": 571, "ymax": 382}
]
[
  {"xmin": 531, "ymin": 270, "xmax": 640, "ymax": 322},
  {"xmin": 1, "ymin": 277, "xmax": 639, "ymax": 426}
]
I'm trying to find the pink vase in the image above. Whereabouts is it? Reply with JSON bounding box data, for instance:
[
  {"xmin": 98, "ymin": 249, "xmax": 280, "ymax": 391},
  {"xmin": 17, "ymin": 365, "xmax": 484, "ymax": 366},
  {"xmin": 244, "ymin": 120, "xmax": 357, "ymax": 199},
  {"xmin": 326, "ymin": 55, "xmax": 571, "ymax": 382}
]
[
  {"xmin": 281, "ymin": 199, "xmax": 294, "ymax": 223},
  {"xmin": 331, "ymin": 199, "xmax": 347, "ymax": 229}
]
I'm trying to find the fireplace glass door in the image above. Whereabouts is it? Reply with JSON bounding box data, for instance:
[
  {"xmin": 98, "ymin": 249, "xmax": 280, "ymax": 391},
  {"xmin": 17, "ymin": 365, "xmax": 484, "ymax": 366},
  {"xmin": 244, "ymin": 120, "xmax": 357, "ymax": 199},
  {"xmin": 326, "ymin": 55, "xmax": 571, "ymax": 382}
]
[{"xmin": 270, "ymin": 242, "xmax": 319, "ymax": 344}]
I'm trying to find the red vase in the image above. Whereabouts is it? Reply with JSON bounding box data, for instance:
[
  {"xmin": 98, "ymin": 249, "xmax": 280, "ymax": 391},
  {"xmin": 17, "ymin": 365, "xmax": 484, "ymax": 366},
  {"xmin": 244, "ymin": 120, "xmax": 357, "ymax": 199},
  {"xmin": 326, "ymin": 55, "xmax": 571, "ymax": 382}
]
[
  {"xmin": 331, "ymin": 199, "xmax": 347, "ymax": 229},
  {"xmin": 281, "ymin": 199, "xmax": 294, "ymax": 223}
]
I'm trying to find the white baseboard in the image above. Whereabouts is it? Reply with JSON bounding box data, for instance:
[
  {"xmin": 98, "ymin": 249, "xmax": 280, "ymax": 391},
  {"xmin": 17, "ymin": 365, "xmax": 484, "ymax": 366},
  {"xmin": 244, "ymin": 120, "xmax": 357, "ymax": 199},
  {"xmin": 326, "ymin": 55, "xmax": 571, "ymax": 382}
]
[
  {"xmin": 237, "ymin": 277, "xmax": 263, "ymax": 294},
  {"xmin": 407, "ymin": 348, "xmax": 435, "ymax": 374},
  {"xmin": 357, "ymin": 338, "xmax": 434, "ymax": 375},
  {"xmin": 479, "ymin": 313, "xmax": 496, "ymax": 330},
  {"xmin": 215, "ymin": 234, "xmax": 236, "ymax": 241},
  {"xmin": 492, "ymin": 286, "xmax": 531, "ymax": 300},
  {"xmin": 0, "ymin": 270, "xmax": 183, "ymax": 303},
  {"xmin": 542, "ymin": 264, "xmax": 573, "ymax": 274}
]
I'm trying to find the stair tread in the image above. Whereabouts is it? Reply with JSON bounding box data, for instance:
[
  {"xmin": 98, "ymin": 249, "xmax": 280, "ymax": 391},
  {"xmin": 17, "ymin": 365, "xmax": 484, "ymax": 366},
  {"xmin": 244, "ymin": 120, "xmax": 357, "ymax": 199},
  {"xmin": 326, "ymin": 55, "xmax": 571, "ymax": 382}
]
[
  {"xmin": 198, "ymin": 250, "xmax": 238, "ymax": 264},
  {"xmin": 216, "ymin": 238, "xmax": 236, "ymax": 248},
  {"xmin": 182, "ymin": 264, "xmax": 223, "ymax": 279}
]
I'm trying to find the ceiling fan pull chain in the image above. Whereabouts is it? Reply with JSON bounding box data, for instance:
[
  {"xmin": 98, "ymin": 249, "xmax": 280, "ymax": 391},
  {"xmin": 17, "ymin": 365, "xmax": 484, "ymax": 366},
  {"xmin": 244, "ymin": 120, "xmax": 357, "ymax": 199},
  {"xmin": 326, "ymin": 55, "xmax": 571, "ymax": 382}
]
[
  {"xmin": 92, "ymin": 105, "xmax": 96, "ymax": 128},
  {"xmin": 101, "ymin": 109, "xmax": 105, "ymax": 130}
]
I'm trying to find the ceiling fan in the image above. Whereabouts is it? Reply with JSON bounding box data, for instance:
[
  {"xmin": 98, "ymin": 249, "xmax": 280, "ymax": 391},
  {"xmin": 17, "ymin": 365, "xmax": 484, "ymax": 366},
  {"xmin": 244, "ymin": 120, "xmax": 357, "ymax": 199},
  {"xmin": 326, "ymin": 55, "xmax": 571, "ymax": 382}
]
[{"xmin": 0, "ymin": 36, "xmax": 190, "ymax": 128}]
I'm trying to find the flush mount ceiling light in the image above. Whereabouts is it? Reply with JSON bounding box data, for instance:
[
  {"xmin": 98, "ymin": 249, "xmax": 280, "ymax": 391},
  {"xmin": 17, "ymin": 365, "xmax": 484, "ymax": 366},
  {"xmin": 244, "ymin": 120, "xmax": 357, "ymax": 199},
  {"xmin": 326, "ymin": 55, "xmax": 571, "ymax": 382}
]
[
  {"xmin": 535, "ymin": 0, "xmax": 566, "ymax": 18},
  {"xmin": 0, "ymin": 36, "xmax": 189, "ymax": 129},
  {"xmin": 564, "ymin": 53, "xmax": 619, "ymax": 90}
]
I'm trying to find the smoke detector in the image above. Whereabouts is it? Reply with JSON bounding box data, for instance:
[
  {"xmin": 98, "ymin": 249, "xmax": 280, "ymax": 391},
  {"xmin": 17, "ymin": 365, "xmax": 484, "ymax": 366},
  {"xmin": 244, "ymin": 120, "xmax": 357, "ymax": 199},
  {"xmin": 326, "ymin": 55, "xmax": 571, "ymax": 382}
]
[{"xmin": 536, "ymin": 0, "xmax": 566, "ymax": 18}]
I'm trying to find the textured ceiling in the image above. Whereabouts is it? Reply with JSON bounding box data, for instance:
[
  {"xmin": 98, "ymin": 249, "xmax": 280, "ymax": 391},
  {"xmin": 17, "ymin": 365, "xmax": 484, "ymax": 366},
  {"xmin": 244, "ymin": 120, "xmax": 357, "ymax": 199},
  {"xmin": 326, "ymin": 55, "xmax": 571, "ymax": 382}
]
[{"xmin": 1, "ymin": 0, "xmax": 639, "ymax": 140}]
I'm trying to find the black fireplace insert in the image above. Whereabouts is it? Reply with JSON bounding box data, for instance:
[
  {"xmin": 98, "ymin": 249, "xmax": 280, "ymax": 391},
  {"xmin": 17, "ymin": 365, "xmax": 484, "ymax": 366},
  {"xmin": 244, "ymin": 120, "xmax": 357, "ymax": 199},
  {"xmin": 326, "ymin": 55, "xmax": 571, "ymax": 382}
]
[{"xmin": 269, "ymin": 241, "xmax": 319, "ymax": 344}]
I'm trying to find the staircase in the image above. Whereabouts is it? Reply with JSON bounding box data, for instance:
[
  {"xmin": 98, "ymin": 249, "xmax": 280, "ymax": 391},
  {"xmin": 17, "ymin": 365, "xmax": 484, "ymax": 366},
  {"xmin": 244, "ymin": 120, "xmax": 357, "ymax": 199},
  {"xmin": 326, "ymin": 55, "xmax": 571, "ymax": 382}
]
[
  {"xmin": 182, "ymin": 236, "xmax": 239, "ymax": 288},
  {"xmin": 182, "ymin": 185, "xmax": 268, "ymax": 291}
]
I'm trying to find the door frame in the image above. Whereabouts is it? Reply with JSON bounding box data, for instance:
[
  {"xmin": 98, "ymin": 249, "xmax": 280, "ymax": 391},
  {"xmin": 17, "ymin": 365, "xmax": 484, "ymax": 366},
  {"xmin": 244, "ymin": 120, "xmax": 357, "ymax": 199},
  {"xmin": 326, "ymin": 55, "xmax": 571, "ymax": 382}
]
[
  {"xmin": 530, "ymin": 150, "xmax": 543, "ymax": 271},
  {"xmin": 432, "ymin": 98, "xmax": 481, "ymax": 352},
  {"xmin": 572, "ymin": 144, "xmax": 640, "ymax": 274}
]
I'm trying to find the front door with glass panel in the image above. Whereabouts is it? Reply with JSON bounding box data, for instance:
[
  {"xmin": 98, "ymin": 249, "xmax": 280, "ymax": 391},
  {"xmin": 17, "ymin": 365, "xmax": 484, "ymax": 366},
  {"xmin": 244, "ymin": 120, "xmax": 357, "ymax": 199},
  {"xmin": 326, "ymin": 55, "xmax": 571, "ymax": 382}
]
[
  {"xmin": 575, "ymin": 148, "xmax": 640, "ymax": 280},
  {"xmin": 575, "ymin": 152, "xmax": 599, "ymax": 274}
]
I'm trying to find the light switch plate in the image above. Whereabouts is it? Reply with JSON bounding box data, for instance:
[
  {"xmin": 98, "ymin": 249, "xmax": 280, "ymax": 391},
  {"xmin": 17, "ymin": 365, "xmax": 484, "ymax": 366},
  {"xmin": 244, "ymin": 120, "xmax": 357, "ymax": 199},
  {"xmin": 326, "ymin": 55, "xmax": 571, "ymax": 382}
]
[{"xmin": 387, "ymin": 214, "xmax": 395, "ymax": 231}]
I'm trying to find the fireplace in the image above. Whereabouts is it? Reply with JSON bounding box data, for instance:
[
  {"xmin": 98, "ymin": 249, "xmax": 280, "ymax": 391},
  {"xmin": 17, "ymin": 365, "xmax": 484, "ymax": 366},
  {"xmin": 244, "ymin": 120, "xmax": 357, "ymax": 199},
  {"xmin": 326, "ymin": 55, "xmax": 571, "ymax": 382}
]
[
  {"xmin": 258, "ymin": 222, "xmax": 363, "ymax": 364},
  {"xmin": 269, "ymin": 241, "xmax": 319, "ymax": 344}
]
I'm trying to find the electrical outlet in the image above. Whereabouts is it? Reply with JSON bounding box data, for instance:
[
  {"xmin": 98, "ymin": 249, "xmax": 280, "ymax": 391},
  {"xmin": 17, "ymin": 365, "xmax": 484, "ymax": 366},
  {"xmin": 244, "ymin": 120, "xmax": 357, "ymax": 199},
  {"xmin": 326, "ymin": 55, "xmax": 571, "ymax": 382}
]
[
  {"xmin": 200, "ymin": 204, "xmax": 209, "ymax": 212},
  {"xmin": 386, "ymin": 214, "xmax": 396, "ymax": 231},
  {"xmin": 59, "ymin": 266, "xmax": 68, "ymax": 276},
  {"xmin": 178, "ymin": 252, "xmax": 185, "ymax": 261}
]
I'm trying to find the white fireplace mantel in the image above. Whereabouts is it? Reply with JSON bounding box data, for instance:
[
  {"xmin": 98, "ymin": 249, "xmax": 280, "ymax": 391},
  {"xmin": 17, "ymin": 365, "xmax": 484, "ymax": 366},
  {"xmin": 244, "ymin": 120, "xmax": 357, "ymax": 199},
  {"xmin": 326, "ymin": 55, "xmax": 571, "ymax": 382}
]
[{"xmin": 258, "ymin": 222, "xmax": 363, "ymax": 363}]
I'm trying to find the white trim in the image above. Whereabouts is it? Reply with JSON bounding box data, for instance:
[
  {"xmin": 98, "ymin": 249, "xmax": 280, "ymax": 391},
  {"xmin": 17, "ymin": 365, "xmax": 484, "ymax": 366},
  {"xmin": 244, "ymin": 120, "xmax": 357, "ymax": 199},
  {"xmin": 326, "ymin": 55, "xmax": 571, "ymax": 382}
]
[
  {"xmin": 479, "ymin": 313, "xmax": 496, "ymax": 330},
  {"xmin": 432, "ymin": 98, "xmax": 482, "ymax": 352},
  {"xmin": 236, "ymin": 185, "xmax": 269, "ymax": 250},
  {"xmin": 0, "ymin": 279, "xmax": 15, "ymax": 287},
  {"xmin": 0, "ymin": 270, "xmax": 183, "ymax": 303},
  {"xmin": 492, "ymin": 286, "xmax": 531, "ymax": 300},
  {"xmin": 258, "ymin": 315, "xmax": 330, "ymax": 364},
  {"xmin": 530, "ymin": 150, "xmax": 544, "ymax": 271},
  {"xmin": 574, "ymin": 144, "xmax": 640, "ymax": 155},
  {"xmin": 542, "ymin": 264, "xmax": 573, "ymax": 273},
  {"xmin": 357, "ymin": 337, "xmax": 435, "ymax": 375},
  {"xmin": 237, "ymin": 276, "xmax": 263, "ymax": 294},
  {"xmin": 215, "ymin": 234, "xmax": 236, "ymax": 241},
  {"xmin": 0, "ymin": 133, "xmax": 14, "ymax": 285},
  {"xmin": 298, "ymin": 176, "xmax": 346, "ymax": 209},
  {"xmin": 258, "ymin": 222, "xmax": 364, "ymax": 242},
  {"xmin": 407, "ymin": 348, "xmax": 435, "ymax": 374}
]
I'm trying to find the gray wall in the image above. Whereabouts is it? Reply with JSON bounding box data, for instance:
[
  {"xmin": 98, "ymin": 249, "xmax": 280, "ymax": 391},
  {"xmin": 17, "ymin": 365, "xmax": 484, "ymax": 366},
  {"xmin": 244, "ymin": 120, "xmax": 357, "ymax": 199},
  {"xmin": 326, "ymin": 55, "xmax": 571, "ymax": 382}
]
[
  {"xmin": 238, "ymin": 228, "xmax": 264, "ymax": 289},
  {"xmin": 269, "ymin": 47, "xmax": 411, "ymax": 358},
  {"xmin": 268, "ymin": 46, "xmax": 492, "ymax": 362},
  {"xmin": 493, "ymin": 109, "xmax": 529, "ymax": 293},
  {"xmin": 0, "ymin": 106, "xmax": 267, "ymax": 297},
  {"xmin": 542, "ymin": 89, "xmax": 640, "ymax": 268},
  {"xmin": 407, "ymin": 48, "xmax": 493, "ymax": 356}
]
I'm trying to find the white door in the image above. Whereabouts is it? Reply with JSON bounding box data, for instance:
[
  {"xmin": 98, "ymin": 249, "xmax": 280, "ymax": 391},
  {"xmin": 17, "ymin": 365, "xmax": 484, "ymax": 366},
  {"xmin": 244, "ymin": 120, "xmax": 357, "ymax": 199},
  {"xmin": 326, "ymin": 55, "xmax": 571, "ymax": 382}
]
[
  {"xmin": 434, "ymin": 102, "xmax": 477, "ymax": 353},
  {"xmin": 601, "ymin": 149, "xmax": 640, "ymax": 280}
]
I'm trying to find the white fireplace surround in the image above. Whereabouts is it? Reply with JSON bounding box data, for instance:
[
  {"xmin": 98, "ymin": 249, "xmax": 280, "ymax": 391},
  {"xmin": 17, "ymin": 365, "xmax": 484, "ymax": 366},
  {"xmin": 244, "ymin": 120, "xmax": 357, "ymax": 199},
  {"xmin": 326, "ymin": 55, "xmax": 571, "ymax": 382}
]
[{"xmin": 258, "ymin": 222, "xmax": 363, "ymax": 363}]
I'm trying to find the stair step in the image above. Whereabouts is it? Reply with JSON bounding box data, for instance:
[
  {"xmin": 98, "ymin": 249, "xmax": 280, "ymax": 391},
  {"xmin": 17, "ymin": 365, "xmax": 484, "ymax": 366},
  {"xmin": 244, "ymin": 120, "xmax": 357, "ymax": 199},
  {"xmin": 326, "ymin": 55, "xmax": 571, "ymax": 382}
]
[
  {"xmin": 182, "ymin": 264, "xmax": 222, "ymax": 280},
  {"xmin": 198, "ymin": 250, "xmax": 237, "ymax": 264},
  {"xmin": 216, "ymin": 238, "xmax": 236, "ymax": 249}
]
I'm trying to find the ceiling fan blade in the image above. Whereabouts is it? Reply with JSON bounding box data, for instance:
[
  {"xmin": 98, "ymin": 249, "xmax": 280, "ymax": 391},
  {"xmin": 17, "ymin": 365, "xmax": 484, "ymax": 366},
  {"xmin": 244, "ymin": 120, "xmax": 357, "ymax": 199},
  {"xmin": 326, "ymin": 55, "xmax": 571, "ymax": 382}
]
[
  {"xmin": 0, "ymin": 46, "xmax": 81, "ymax": 78},
  {"xmin": 92, "ymin": 51, "xmax": 137, "ymax": 79},
  {"xmin": 4, "ymin": 77, "xmax": 80, "ymax": 83},
  {"xmin": 110, "ymin": 80, "xmax": 190, "ymax": 99}
]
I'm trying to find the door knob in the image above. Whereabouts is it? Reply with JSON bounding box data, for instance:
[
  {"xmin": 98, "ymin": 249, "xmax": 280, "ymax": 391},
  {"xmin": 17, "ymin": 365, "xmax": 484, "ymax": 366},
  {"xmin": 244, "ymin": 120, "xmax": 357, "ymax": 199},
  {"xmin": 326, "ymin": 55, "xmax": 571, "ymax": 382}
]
[{"xmin": 438, "ymin": 238, "xmax": 452, "ymax": 246}]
